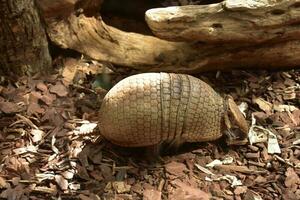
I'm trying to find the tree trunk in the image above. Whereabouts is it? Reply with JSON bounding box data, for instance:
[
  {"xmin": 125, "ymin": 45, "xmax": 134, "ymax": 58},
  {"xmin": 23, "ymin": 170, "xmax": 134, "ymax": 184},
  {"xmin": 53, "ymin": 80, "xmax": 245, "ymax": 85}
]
[
  {"xmin": 48, "ymin": 14, "xmax": 300, "ymax": 74},
  {"xmin": 0, "ymin": 0, "xmax": 52, "ymax": 76}
]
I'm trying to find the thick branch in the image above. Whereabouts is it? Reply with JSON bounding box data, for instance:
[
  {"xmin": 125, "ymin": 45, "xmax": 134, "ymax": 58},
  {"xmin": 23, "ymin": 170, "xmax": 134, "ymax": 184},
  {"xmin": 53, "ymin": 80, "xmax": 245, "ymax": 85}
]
[
  {"xmin": 145, "ymin": 0, "xmax": 300, "ymax": 43},
  {"xmin": 47, "ymin": 14, "xmax": 300, "ymax": 73}
]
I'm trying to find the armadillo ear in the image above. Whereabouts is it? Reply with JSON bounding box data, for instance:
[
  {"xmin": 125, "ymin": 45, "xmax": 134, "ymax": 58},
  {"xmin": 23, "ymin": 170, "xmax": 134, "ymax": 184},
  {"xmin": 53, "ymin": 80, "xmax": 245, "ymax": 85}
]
[{"xmin": 226, "ymin": 95, "xmax": 249, "ymax": 139}]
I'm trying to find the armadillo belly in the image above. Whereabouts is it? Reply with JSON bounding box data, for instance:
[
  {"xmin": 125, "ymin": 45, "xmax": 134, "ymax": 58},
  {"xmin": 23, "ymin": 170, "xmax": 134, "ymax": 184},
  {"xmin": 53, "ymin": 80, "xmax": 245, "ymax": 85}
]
[{"xmin": 99, "ymin": 73, "xmax": 224, "ymax": 147}]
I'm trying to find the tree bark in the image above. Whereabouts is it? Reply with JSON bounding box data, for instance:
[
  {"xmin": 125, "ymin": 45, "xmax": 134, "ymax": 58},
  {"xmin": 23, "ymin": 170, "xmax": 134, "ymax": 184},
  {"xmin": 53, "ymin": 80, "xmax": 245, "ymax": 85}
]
[
  {"xmin": 145, "ymin": 0, "xmax": 300, "ymax": 43},
  {"xmin": 37, "ymin": 0, "xmax": 77, "ymax": 22},
  {"xmin": 48, "ymin": 14, "xmax": 300, "ymax": 73},
  {"xmin": 0, "ymin": 0, "xmax": 52, "ymax": 76},
  {"xmin": 37, "ymin": 0, "xmax": 103, "ymax": 22}
]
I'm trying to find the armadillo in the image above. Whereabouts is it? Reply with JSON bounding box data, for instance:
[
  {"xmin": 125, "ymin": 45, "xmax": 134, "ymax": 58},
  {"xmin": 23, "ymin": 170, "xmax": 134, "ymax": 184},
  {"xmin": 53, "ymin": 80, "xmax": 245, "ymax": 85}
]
[{"xmin": 99, "ymin": 73, "xmax": 248, "ymax": 150}]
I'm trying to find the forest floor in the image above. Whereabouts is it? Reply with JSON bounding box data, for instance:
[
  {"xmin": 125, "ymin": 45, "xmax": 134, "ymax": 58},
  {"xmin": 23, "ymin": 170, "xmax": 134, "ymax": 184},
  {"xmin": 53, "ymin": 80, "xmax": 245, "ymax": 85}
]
[{"xmin": 0, "ymin": 57, "xmax": 299, "ymax": 200}]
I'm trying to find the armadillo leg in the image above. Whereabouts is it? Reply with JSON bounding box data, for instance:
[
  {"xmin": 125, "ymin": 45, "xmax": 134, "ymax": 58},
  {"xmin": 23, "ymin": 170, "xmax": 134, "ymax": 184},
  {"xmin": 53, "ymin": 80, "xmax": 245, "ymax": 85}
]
[
  {"xmin": 144, "ymin": 144, "xmax": 162, "ymax": 163},
  {"xmin": 164, "ymin": 138, "xmax": 183, "ymax": 153}
]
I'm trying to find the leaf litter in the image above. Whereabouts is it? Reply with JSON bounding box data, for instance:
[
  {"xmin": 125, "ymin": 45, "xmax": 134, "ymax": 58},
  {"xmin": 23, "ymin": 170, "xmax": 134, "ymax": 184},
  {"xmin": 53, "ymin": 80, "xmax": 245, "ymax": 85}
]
[{"xmin": 0, "ymin": 58, "xmax": 299, "ymax": 199}]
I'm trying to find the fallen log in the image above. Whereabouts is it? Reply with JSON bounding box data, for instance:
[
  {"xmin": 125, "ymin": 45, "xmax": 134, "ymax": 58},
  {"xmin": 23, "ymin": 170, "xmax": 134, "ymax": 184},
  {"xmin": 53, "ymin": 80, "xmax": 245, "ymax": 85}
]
[
  {"xmin": 47, "ymin": 14, "xmax": 300, "ymax": 73},
  {"xmin": 145, "ymin": 0, "xmax": 300, "ymax": 43}
]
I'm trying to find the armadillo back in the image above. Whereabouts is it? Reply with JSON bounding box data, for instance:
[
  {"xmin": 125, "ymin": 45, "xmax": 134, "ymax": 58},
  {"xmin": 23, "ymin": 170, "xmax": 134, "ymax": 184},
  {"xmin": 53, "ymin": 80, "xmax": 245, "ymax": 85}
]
[{"xmin": 99, "ymin": 73, "xmax": 224, "ymax": 147}]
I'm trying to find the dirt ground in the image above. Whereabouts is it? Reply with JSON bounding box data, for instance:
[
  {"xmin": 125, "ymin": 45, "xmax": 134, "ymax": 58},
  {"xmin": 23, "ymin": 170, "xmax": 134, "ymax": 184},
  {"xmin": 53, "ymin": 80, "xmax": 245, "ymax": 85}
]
[{"xmin": 0, "ymin": 56, "xmax": 299, "ymax": 199}]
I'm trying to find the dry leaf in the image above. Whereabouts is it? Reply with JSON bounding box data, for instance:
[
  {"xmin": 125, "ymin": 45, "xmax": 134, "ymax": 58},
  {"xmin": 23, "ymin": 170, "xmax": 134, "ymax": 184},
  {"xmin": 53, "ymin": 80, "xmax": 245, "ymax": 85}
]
[
  {"xmin": 285, "ymin": 167, "xmax": 300, "ymax": 187},
  {"xmin": 0, "ymin": 101, "xmax": 19, "ymax": 113},
  {"xmin": 78, "ymin": 123, "xmax": 97, "ymax": 134},
  {"xmin": 169, "ymin": 180, "xmax": 210, "ymax": 200},
  {"xmin": 194, "ymin": 163, "xmax": 215, "ymax": 175},
  {"xmin": 32, "ymin": 185, "xmax": 57, "ymax": 194},
  {"xmin": 61, "ymin": 169, "xmax": 75, "ymax": 180},
  {"xmin": 254, "ymin": 176, "xmax": 267, "ymax": 184},
  {"xmin": 77, "ymin": 164, "xmax": 90, "ymax": 180},
  {"xmin": 100, "ymin": 165, "xmax": 113, "ymax": 181},
  {"xmin": 29, "ymin": 91, "xmax": 43, "ymax": 103},
  {"xmin": 42, "ymin": 108, "xmax": 64, "ymax": 126},
  {"xmin": 89, "ymin": 170, "xmax": 103, "ymax": 181},
  {"xmin": 165, "ymin": 161, "xmax": 187, "ymax": 177},
  {"xmin": 27, "ymin": 103, "xmax": 44, "ymax": 115},
  {"xmin": 254, "ymin": 98, "xmax": 272, "ymax": 113},
  {"xmin": 79, "ymin": 194, "xmax": 93, "ymax": 200},
  {"xmin": 69, "ymin": 183, "xmax": 81, "ymax": 190},
  {"xmin": 11, "ymin": 177, "xmax": 20, "ymax": 186},
  {"xmin": 62, "ymin": 58, "xmax": 78, "ymax": 83},
  {"xmin": 0, "ymin": 177, "xmax": 8, "ymax": 188},
  {"xmin": 13, "ymin": 145, "xmax": 38, "ymax": 155},
  {"xmin": 55, "ymin": 175, "xmax": 69, "ymax": 190},
  {"xmin": 51, "ymin": 135, "xmax": 59, "ymax": 154},
  {"xmin": 50, "ymin": 82, "xmax": 68, "ymax": 97},
  {"xmin": 36, "ymin": 81, "xmax": 48, "ymax": 93},
  {"xmin": 40, "ymin": 92, "xmax": 56, "ymax": 105},
  {"xmin": 31, "ymin": 129, "xmax": 44, "ymax": 143},
  {"xmin": 234, "ymin": 186, "xmax": 247, "ymax": 195},
  {"xmin": 273, "ymin": 104, "xmax": 298, "ymax": 112},
  {"xmin": 0, "ymin": 185, "xmax": 24, "ymax": 200},
  {"xmin": 143, "ymin": 188, "xmax": 161, "ymax": 200},
  {"xmin": 112, "ymin": 181, "xmax": 131, "ymax": 194}
]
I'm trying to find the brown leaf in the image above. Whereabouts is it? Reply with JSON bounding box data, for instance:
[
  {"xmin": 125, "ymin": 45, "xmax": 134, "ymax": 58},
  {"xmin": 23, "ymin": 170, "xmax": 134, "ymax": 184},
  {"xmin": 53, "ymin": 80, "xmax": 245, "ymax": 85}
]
[
  {"xmin": 284, "ymin": 78, "xmax": 296, "ymax": 86},
  {"xmin": 165, "ymin": 161, "xmax": 187, "ymax": 177},
  {"xmin": 2, "ymin": 86, "xmax": 28, "ymax": 103},
  {"xmin": 234, "ymin": 186, "xmax": 247, "ymax": 195},
  {"xmin": 243, "ymin": 190, "xmax": 263, "ymax": 200},
  {"xmin": 77, "ymin": 164, "xmax": 90, "ymax": 180},
  {"xmin": 0, "ymin": 101, "xmax": 19, "ymax": 113},
  {"xmin": 112, "ymin": 181, "xmax": 131, "ymax": 194},
  {"xmin": 131, "ymin": 183, "xmax": 143, "ymax": 195},
  {"xmin": 50, "ymin": 82, "xmax": 68, "ymax": 97},
  {"xmin": 6, "ymin": 157, "xmax": 29, "ymax": 174},
  {"xmin": 40, "ymin": 92, "xmax": 56, "ymax": 105},
  {"xmin": 55, "ymin": 174, "xmax": 69, "ymax": 190},
  {"xmin": 29, "ymin": 91, "xmax": 42, "ymax": 104},
  {"xmin": 62, "ymin": 58, "xmax": 78, "ymax": 83},
  {"xmin": 100, "ymin": 164, "xmax": 113, "ymax": 181},
  {"xmin": 31, "ymin": 129, "xmax": 44, "ymax": 143},
  {"xmin": 0, "ymin": 177, "xmax": 8, "ymax": 188},
  {"xmin": 292, "ymin": 109, "xmax": 300, "ymax": 126},
  {"xmin": 11, "ymin": 177, "xmax": 20, "ymax": 186},
  {"xmin": 169, "ymin": 180, "xmax": 210, "ymax": 200},
  {"xmin": 42, "ymin": 108, "xmax": 64, "ymax": 126},
  {"xmin": 78, "ymin": 145, "xmax": 90, "ymax": 167},
  {"xmin": 27, "ymin": 103, "xmax": 44, "ymax": 115},
  {"xmin": 88, "ymin": 146, "xmax": 103, "ymax": 165},
  {"xmin": 143, "ymin": 188, "xmax": 161, "ymax": 200},
  {"xmin": 253, "ymin": 97, "xmax": 272, "ymax": 113},
  {"xmin": 79, "ymin": 194, "xmax": 93, "ymax": 200},
  {"xmin": 61, "ymin": 169, "xmax": 75, "ymax": 180},
  {"xmin": 78, "ymin": 123, "xmax": 97, "ymax": 134},
  {"xmin": 36, "ymin": 81, "xmax": 48, "ymax": 93},
  {"xmin": 283, "ymin": 92, "xmax": 296, "ymax": 100},
  {"xmin": 0, "ymin": 185, "xmax": 24, "ymax": 200},
  {"xmin": 254, "ymin": 175, "xmax": 267, "ymax": 184},
  {"xmin": 32, "ymin": 185, "xmax": 57, "ymax": 194},
  {"xmin": 285, "ymin": 167, "xmax": 300, "ymax": 187},
  {"xmin": 89, "ymin": 170, "xmax": 103, "ymax": 181}
]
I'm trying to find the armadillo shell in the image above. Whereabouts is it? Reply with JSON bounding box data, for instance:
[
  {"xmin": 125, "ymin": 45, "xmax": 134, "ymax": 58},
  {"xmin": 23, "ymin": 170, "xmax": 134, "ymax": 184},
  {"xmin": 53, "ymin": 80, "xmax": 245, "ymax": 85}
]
[{"xmin": 99, "ymin": 73, "xmax": 224, "ymax": 147}]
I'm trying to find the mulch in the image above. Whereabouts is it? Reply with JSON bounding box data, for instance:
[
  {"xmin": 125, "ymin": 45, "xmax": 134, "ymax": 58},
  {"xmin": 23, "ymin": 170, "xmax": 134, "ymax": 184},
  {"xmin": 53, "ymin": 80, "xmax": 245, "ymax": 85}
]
[{"xmin": 0, "ymin": 58, "xmax": 299, "ymax": 199}]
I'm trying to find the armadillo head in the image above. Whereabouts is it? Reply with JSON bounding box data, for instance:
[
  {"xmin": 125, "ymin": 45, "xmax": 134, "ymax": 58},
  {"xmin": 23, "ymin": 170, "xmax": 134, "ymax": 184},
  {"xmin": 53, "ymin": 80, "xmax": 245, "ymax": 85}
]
[{"xmin": 223, "ymin": 95, "xmax": 249, "ymax": 145}]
